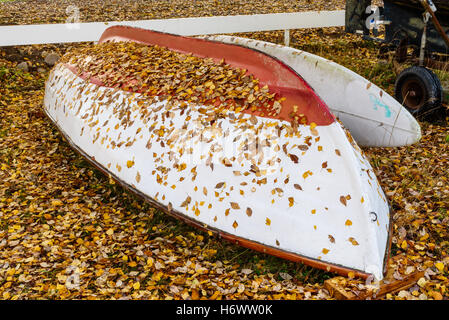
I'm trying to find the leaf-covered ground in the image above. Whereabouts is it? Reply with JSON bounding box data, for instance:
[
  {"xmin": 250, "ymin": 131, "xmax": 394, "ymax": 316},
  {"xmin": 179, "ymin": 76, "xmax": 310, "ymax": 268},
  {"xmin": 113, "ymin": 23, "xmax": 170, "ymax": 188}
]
[
  {"xmin": 0, "ymin": 0, "xmax": 448, "ymax": 300},
  {"xmin": 0, "ymin": 0, "xmax": 346, "ymax": 25}
]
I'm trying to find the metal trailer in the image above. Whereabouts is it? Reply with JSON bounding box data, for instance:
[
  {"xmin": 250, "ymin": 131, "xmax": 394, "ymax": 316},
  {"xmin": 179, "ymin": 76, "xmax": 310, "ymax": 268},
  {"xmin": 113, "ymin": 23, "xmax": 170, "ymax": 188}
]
[{"xmin": 345, "ymin": 0, "xmax": 449, "ymax": 119}]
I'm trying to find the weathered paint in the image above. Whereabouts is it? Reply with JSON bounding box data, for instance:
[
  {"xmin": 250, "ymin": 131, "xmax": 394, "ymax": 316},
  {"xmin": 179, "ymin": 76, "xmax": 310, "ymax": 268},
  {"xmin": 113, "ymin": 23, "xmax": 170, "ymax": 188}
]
[
  {"xmin": 43, "ymin": 27, "xmax": 392, "ymax": 279},
  {"xmin": 201, "ymin": 35, "xmax": 422, "ymax": 147}
]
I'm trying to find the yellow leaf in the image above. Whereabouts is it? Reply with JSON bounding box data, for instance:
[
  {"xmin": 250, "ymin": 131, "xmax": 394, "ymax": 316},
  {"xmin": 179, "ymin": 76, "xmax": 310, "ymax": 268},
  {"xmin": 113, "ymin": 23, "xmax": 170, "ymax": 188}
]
[
  {"xmin": 429, "ymin": 291, "xmax": 443, "ymax": 300},
  {"xmin": 152, "ymin": 271, "xmax": 163, "ymax": 281},
  {"xmin": 230, "ymin": 202, "xmax": 240, "ymax": 210},
  {"xmin": 420, "ymin": 233, "xmax": 429, "ymax": 241},
  {"xmin": 210, "ymin": 291, "xmax": 220, "ymax": 300},
  {"xmin": 51, "ymin": 200, "xmax": 63, "ymax": 207},
  {"xmin": 191, "ymin": 289, "xmax": 200, "ymax": 300},
  {"xmin": 127, "ymin": 160, "xmax": 135, "ymax": 168},
  {"xmin": 265, "ymin": 218, "xmax": 271, "ymax": 226},
  {"xmin": 302, "ymin": 171, "xmax": 313, "ymax": 179},
  {"xmin": 401, "ymin": 240, "xmax": 408, "ymax": 249},
  {"xmin": 435, "ymin": 262, "xmax": 445, "ymax": 272},
  {"xmin": 288, "ymin": 197, "xmax": 294, "ymax": 207},
  {"xmin": 133, "ymin": 282, "xmax": 140, "ymax": 290}
]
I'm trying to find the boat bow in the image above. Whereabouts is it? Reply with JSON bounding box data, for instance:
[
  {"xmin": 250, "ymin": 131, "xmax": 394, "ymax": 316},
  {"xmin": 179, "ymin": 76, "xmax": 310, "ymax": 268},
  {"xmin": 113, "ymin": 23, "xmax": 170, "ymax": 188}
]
[{"xmin": 43, "ymin": 26, "xmax": 392, "ymax": 279}]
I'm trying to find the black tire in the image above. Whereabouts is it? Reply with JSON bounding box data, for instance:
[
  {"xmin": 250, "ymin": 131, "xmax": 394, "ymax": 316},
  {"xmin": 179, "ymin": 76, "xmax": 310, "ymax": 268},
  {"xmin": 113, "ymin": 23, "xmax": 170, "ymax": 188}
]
[{"xmin": 394, "ymin": 66, "xmax": 443, "ymax": 118}]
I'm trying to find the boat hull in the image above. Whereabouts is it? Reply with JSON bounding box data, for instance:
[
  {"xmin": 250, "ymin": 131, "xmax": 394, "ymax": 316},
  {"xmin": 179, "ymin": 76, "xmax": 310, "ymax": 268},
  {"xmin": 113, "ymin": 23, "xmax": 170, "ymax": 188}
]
[
  {"xmin": 200, "ymin": 35, "xmax": 422, "ymax": 147},
  {"xmin": 43, "ymin": 27, "xmax": 392, "ymax": 279}
]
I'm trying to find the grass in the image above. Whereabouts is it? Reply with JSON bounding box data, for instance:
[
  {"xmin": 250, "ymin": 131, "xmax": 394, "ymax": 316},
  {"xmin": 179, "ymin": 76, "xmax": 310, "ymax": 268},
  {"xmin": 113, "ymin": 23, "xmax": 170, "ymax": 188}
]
[
  {"xmin": 0, "ymin": 65, "xmax": 44, "ymax": 91},
  {"xmin": 434, "ymin": 68, "xmax": 449, "ymax": 103},
  {"xmin": 434, "ymin": 69, "xmax": 449, "ymax": 82}
]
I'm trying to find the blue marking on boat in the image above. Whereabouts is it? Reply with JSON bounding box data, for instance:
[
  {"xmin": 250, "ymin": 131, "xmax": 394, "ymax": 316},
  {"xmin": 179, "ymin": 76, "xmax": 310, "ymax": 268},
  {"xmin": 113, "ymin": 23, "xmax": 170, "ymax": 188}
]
[{"xmin": 369, "ymin": 94, "xmax": 392, "ymax": 118}]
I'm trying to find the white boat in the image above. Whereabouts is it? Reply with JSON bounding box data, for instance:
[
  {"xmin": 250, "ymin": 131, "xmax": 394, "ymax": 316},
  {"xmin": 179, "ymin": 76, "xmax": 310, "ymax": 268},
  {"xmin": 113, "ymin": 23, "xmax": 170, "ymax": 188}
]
[
  {"xmin": 44, "ymin": 26, "xmax": 393, "ymax": 280},
  {"xmin": 201, "ymin": 35, "xmax": 422, "ymax": 147}
]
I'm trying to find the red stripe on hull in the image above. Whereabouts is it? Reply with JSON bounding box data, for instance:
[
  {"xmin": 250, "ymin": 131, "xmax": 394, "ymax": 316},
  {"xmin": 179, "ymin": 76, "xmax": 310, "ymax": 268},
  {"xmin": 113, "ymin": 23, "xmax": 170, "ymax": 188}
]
[{"xmin": 95, "ymin": 26, "xmax": 335, "ymax": 125}]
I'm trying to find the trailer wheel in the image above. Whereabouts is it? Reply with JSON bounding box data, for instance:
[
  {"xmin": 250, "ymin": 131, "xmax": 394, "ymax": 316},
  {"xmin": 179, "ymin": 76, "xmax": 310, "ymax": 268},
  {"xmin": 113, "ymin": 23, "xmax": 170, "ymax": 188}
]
[{"xmin": 394, "ymin": 66, "xmax": 443, "ymax": 118}]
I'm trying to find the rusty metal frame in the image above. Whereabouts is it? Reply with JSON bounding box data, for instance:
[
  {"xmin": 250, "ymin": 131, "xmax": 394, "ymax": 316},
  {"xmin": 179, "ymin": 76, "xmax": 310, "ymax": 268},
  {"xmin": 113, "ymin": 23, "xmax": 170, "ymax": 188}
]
[{"xmin": 419, "ymin": 0, "xmax": 449, "ymax": 49}]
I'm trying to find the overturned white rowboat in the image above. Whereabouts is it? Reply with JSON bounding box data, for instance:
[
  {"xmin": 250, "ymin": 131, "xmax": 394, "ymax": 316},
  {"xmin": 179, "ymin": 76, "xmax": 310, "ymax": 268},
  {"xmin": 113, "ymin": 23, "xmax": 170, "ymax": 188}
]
[
  {"xmin": 201, "ymin": 35, "xmax": 421, "ymax": 147},
  {"xmin": 44, "ymin": 26, "xmax": 394, "ymax": 280}
]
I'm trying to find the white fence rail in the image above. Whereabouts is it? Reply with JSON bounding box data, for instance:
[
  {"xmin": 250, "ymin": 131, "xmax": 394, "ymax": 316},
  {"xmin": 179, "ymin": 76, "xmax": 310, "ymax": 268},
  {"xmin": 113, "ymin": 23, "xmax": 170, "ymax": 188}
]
[{"xmin": 0, "ymin": 10, "xmax": 345, "ymax": 46}]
